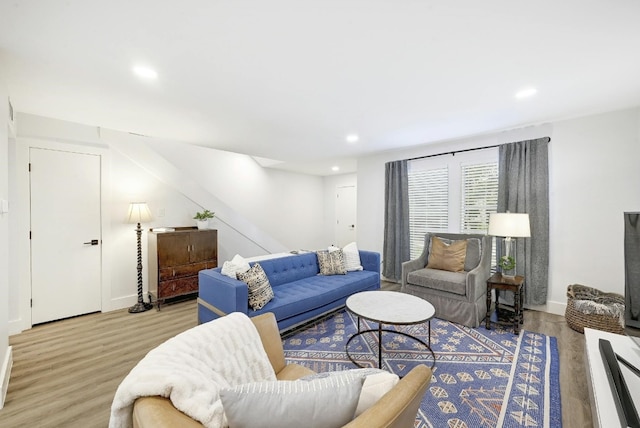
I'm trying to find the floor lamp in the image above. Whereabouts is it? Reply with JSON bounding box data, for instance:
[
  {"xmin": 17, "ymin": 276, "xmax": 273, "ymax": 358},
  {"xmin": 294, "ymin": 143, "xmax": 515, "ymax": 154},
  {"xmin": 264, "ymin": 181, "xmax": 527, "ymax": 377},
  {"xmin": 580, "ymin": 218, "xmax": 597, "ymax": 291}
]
[{"xmin": 127, "ymin": 202, "xmax": 153, "ymax": 313}]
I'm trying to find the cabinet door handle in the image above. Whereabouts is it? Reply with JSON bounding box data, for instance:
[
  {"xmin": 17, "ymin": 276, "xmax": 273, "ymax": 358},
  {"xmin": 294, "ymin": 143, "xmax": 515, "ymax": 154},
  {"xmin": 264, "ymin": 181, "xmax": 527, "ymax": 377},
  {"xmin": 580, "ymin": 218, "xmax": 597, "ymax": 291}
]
[{"xmin": 172, "ymin": 269, "xmax": 175, "ymax": 277}]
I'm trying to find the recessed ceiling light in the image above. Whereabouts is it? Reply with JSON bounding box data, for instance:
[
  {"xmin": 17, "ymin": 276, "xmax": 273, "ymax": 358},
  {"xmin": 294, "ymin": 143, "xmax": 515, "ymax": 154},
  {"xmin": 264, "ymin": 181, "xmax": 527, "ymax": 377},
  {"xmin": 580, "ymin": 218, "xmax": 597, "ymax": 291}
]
[
  {"xmin": 345, "ymin": 134, "xmax": 359, "ymax": 143},
  {"xmin": 331, "ymin": 166, "xmax": 340, "ymax": 172},
  {"xmin": 133, "ymin": 65, "xmax": 158, "ymax": 80},
  {"xmin": 515, "ymin": 87, "xmax": 537, "ymax": 99}
]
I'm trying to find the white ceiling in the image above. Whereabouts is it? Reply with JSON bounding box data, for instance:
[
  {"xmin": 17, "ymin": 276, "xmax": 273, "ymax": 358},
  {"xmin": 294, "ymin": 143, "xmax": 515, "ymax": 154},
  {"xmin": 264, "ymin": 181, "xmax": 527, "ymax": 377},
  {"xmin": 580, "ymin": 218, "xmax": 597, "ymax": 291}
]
[{"xmin": 1, "ymin": 1, "xmax": 640, "ymax": 176}]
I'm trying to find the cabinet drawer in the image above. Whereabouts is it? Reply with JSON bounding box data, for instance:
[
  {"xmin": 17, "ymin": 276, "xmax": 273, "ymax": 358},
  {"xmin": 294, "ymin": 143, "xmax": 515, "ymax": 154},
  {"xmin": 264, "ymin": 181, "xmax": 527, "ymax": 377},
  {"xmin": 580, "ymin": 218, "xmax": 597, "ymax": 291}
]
[
  {"xmin": 158, "ymin": 276, "xmax": 199, "ymax": 299},
  {"xmin": 158, "ymin": 261, "xmax": 211, "ymax": 281}
]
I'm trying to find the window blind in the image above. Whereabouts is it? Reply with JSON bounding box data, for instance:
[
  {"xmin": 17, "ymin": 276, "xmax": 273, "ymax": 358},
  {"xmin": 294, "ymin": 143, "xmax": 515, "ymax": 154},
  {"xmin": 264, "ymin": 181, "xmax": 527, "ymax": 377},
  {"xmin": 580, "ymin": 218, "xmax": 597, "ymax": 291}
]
[
  {"xmin": 460, "ymin": 162, "xmax": 498, "ymax": 233},
  {"xmin": 408, "ymin": 167, "xmax": 448, "ymax": 259}
]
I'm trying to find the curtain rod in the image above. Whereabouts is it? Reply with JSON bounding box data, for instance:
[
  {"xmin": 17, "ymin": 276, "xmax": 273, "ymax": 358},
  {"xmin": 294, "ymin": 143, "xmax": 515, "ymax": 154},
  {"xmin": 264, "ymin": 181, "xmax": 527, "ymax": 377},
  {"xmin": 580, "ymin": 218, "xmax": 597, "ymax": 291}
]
[{"xmin": 407, "ymin": 136, "xmax": 550, "ymax": 162}]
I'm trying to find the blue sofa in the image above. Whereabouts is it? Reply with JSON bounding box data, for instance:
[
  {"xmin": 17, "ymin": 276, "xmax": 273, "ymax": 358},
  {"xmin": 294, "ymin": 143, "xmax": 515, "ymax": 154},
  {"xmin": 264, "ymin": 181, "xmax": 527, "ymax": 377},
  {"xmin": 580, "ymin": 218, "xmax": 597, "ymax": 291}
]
[{"xmin": 197, "ymin": 250, "xmax": 381, "ymax": 331}]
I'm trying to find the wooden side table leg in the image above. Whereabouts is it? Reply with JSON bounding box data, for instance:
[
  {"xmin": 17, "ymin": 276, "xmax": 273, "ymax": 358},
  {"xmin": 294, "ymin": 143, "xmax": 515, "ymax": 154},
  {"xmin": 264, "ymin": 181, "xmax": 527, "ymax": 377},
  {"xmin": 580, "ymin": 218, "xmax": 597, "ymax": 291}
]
[
  {"xmin": 514, "ymin": 288, "xmax": 520, "ymax": 334},
  {"xmin": 485, "ymin": 285, "xmax": 491, "ymax": 329},
  {"xmin": 520, "ymin": 284, "xmax": 525, "ymax": 325}
]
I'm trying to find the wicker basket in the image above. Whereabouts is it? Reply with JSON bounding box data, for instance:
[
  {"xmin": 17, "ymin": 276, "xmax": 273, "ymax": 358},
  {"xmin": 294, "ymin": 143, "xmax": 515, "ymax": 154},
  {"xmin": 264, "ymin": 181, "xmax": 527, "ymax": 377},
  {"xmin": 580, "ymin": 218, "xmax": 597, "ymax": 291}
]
[{"xmin": 565, "ymin": 284, "xmax": 624, "ymax": 334}]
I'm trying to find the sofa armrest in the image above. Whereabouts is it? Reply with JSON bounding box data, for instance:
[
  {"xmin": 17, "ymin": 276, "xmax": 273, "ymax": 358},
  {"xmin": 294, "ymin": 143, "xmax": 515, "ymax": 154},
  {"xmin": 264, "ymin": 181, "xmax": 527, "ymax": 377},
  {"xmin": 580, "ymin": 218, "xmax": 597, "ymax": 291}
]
[
  {"xmin": 344, "ymin": 364, "xmax": 432, "ymax": 428},
  {"xmin": 359, "ymin": 250, "xmax": 381, "ymax": 273},
  {"xmin": 198, "ymin": 269, "xmax": 249, "ymax": 317}
]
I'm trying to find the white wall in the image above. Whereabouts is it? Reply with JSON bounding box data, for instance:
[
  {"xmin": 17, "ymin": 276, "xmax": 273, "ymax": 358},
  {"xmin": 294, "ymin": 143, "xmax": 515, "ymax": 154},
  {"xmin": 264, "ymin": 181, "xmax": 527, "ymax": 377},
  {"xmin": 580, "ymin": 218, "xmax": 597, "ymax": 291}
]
[
  {"xmin": 8, "ymin": 114, "xmax": 330, "ymax": 333},
  {"xmin": 548, "ymin": 108, "xmax": 640, "ymax": 312},
  {"xmin": 357, "ymin": 110, "xmax": 640, "ymax": 314},
  {"xmin": 0, "ymin": 67, "xmax": 11, "ymax": 408}
]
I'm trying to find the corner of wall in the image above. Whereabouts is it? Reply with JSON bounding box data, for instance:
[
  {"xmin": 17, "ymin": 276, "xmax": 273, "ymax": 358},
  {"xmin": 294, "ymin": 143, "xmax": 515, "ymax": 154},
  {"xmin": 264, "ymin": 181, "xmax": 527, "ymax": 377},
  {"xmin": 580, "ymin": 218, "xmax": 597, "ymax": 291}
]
[{"xmin": 0, "ymin": 345, "xmax": 12, "ymax": 409}]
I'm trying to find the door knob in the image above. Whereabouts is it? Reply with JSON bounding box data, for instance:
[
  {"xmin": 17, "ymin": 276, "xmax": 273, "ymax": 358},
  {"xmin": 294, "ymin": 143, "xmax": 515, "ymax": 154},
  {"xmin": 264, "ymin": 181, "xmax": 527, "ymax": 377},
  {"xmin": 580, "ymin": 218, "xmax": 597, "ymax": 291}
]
[{"xmin": 83, "ymin": 239, "xmax": 99, "ymax": 245}]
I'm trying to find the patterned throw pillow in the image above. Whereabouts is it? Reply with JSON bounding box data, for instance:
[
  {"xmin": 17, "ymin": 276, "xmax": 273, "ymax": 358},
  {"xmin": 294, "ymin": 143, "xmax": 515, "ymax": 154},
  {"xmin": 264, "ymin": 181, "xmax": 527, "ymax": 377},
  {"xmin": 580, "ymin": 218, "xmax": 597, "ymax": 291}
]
[
  {"xmin": 317, "ymin": 249, "xmax": 347, "ymax": 275},
  {"xmin": 237, "ymin": 263, "xmax": 274, "ymax": 310}
]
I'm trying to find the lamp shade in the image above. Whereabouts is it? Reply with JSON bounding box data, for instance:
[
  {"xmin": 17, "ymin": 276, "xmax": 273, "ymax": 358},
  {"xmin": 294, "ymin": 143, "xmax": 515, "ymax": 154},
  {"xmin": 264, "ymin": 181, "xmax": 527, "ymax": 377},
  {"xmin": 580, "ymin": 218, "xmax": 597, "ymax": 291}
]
[
  {"xmin": 488, "ymin": 213, "xmax": 530, "ymax": 238},
  {"xmin": 126, "ymin": 202, "xmax": 152, "ymax": 224}
]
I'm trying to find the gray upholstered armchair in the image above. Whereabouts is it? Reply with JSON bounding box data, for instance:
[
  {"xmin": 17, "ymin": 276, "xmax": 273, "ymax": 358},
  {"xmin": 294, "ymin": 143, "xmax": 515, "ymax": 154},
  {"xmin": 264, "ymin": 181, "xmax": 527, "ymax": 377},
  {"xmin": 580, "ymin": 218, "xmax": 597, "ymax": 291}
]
[{"xmin": 401, "ymin": 232, "xmax": 492, "ymax": 327}]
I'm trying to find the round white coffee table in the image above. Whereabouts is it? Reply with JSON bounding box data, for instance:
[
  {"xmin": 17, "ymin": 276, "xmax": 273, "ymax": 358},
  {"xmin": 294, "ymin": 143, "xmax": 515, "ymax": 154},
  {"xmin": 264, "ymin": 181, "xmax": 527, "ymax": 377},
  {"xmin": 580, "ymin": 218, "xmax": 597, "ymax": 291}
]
[{"xmin": 345, "ymin": 290, "xmax": 436, "ymax": 369}]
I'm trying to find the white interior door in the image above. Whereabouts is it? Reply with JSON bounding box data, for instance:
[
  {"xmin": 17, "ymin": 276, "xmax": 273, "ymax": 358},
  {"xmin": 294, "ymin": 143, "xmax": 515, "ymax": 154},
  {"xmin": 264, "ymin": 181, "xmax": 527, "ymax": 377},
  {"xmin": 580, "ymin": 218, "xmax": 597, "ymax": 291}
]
[
  {"xmin": 30, "ymin": 148, "xmax": 102, "ymax": 324},
  {"xmin": 336, "ymin": 185, "xmax": 357, "ymax": 247}
]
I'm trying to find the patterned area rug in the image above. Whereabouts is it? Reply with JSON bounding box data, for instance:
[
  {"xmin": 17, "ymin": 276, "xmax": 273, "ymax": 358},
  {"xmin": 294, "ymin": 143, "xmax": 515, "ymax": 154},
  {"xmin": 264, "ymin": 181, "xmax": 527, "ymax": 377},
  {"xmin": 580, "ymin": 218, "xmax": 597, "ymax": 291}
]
[{"xmin": 282, "ymin": 309, "xmax": 561, "ymax": 428}]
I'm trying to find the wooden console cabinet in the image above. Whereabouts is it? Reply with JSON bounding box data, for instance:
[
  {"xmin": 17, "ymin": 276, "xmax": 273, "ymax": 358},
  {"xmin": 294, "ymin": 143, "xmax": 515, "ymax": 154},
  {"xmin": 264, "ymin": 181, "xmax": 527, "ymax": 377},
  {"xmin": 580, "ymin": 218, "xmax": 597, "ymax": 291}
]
[{"xmin": 148, "ymin": 227, "xmax": 217, "ymax": 308}]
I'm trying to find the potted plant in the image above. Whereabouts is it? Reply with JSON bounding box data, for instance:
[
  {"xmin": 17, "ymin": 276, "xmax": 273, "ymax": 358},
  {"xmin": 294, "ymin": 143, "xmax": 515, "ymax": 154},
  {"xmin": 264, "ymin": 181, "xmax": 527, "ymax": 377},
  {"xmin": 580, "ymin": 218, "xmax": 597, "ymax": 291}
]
[
  {"xmin": 193, "ymin": 209, "xmax": 215, "ymax": 229},
  {"xmin": 498, "ymin": 255, "xmax": 516, "ymax": 278}
]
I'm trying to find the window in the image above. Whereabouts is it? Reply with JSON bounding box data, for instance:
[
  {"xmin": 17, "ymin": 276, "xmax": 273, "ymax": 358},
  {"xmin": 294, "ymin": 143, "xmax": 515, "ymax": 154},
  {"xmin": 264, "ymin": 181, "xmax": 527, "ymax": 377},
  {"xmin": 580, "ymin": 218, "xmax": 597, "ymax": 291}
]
[
  {"xmin": 460, "ymin": 163, "xmax": 498, "ymax": 233},
  {"xmin": 408, "ymin": 149, "xmax": 498, "ymax": 260},
  {"xmin": 408, "ymin": 167, "xmax": 448, "ymax": 259}
]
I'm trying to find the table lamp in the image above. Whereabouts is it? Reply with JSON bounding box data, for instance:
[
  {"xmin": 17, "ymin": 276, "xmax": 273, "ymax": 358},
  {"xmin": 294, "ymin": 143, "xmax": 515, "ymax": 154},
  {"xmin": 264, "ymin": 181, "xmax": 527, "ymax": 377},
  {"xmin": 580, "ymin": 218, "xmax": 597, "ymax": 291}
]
[
  {"xmin": 488, "ymin": 212, "xmax": 530, "ymax": 278},
  {"xmin": 127, "ymin": 202, "xmax": 153, "ymax": 313}
]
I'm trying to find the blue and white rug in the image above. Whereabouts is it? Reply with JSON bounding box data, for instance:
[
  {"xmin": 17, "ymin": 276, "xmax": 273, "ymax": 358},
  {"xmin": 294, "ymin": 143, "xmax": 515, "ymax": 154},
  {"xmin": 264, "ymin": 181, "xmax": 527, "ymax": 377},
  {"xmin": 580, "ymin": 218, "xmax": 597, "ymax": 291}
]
[{"xmin": 282, "ymin": 309, "xmax": 561, "ymax": 428}]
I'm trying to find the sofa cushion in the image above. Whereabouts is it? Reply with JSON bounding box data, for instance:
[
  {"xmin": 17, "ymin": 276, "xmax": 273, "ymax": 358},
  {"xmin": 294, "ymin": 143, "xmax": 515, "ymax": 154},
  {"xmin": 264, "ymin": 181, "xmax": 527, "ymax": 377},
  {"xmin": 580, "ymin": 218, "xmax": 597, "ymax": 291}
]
[
  {"xmin": 429, "ymin": 236, "xmax": 482, "ymax": 272},
  {"xmin": 407, "ymin": 268, "xmax": 467, "ymax": 295},
  {"xmin": 257, "ymin": 253, "xmax": 320, "ymax": 287},
  {"xmin": 237, "ymin": 263, "xmax": 274, "ymax": 310},
  {"xmin": 219, "ymin": 375, "xmax": 364, "ymax": 428},
  {"xmin": 317, "ymin": 249, "xmax": 347, "ymax": 275},
  {"xmin": 426, "ymin": 237, "xmax": 467, "ymax": 272},
  {"xmin": 252, "ymin": 270, "xmax": 379, "ymax": 321}
]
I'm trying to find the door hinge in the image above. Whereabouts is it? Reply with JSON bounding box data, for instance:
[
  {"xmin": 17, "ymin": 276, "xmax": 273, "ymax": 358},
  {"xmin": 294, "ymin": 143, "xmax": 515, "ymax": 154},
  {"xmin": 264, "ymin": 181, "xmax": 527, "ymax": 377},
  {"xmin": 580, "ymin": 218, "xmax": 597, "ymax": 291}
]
[
  {"xmin": 29, "ymin": 231, "xmax": 32, "ymax": 240},
  {"xmin": 28, "ymin": 163, "xmax": 31, "ymax": 172},
  {"xmin": 30, "ymin": 299, "xmax": 32, "ymax": 307}
]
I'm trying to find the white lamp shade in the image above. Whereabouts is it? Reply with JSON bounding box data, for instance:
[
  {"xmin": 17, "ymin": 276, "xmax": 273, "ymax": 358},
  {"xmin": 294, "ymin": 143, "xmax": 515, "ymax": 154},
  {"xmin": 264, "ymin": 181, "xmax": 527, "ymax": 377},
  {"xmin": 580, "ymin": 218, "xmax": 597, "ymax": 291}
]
[
  {"xmin": 126, "ymin": 202, "xmax": 153, "ymax": 224},
  {"xmin": 488, "ymin": 213, "xmax": 530, "ymax": 237}
]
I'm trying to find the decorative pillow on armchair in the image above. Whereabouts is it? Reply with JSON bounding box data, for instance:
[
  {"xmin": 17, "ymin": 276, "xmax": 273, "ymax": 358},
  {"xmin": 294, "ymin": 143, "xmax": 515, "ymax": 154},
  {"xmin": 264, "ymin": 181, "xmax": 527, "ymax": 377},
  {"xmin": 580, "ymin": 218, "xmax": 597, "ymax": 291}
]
[
  {"xmin": 426, "ymin": 236, "xmax": 467, "ymax": 272},
  {"xmin": 237, "ymin": 263, "xmax": 274, "ymax": 310},
  {"xmin": 219, "ymin": 375, "xmax": 364, "ymax": 428},
  {"xmin": 317, "ymin": 249, "xmax": 347, "ymax": 275}
]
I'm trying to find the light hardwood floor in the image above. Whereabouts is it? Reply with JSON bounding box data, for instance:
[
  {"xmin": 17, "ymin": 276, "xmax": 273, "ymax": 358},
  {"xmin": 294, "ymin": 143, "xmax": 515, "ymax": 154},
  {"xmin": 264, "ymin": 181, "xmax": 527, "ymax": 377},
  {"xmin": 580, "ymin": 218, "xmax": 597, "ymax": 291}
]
[{"xmin": 0, "ymin": 290, "xmax": 592, "ymax": 428}]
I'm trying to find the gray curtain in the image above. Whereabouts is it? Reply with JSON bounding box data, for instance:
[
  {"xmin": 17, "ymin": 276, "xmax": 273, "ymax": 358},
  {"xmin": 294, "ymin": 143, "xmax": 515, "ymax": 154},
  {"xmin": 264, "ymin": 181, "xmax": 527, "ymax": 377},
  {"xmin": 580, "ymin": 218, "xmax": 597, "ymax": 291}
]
[
  {"xmin": 498, "ymin": 137, "xmax": 550, "ymax": 306},
  {"xmin": 383, "ymin": 160, "xmax": 410, "ymax": 281}
]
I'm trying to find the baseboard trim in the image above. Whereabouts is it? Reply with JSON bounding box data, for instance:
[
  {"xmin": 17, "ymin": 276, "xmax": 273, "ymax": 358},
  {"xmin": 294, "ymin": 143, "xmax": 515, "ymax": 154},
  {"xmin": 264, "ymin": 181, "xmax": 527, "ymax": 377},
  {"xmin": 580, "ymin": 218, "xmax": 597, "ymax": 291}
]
[
  {"xmin": 528, "ymin": 300, "xmax": 566, "ymax": 316},
  {"xmin": 0, "ymin": 346, "xmax": 13, "ymax": 409}
]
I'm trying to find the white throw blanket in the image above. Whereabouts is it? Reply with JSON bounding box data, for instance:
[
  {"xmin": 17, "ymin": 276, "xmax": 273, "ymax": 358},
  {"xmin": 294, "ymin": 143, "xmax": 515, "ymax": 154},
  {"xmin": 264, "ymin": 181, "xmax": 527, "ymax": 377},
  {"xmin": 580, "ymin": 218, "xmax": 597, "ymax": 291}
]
[{"xmin": 109, "ymin": 312, "xmax": 277, "ymax": 428}]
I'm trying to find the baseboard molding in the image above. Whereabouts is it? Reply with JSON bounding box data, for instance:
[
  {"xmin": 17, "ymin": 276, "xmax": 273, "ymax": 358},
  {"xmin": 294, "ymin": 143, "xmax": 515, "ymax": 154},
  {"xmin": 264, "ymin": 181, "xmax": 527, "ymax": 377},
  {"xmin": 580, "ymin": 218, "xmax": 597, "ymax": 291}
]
[
  {"xmin": 0, "ymin": 346, "xmax": 13, "ymax": 409},
  {"xmin": 109, "ymin": 294, "xmax": 139, "ymax": 312},
  {"xmin": 528, "ymin": 300, "xmax": 566, "ymax": 317},
  {"xmin": 8, "ymin": 318, "xmax": 25, "ymax": 336}
]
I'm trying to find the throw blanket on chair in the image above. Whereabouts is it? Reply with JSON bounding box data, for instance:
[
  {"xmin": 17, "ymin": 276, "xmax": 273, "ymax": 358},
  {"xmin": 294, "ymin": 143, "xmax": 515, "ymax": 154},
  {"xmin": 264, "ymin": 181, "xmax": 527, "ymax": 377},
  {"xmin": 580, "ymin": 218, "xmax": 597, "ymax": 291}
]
[{"xmin": 109, "ymin": 312, "xmax": 276, "ymax": 428}]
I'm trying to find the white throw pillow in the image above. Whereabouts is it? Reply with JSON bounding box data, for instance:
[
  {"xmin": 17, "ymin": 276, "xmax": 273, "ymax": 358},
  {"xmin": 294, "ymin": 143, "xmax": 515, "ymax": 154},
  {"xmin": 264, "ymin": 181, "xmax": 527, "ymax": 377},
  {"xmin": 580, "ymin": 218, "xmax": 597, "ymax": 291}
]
[
  {"xmin": 220, "ymin": 254, "xmax": 251, "ymax": 279},
  {"xmin": 342, "ymin": 242, "xmax": 363, "ymax": 271},
  {"xmin": 301, "ymin": 368, "xmax": 399, "ymax": 416},
  {"xmin": 220, "ymin": 375, "xmax": 364, "ymax": 428}
]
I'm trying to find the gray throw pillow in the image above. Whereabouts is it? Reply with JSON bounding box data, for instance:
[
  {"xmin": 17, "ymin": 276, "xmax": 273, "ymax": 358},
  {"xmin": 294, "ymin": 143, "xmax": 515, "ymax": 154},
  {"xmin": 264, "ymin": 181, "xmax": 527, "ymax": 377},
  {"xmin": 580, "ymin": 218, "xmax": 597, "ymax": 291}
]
[
  {"xmin": 219, "ymin": 376, "xmax": 364, "ymax": 428},
  {"xmin": 236, "ymin": 263, "xmax": 274, "ymax": 310}
]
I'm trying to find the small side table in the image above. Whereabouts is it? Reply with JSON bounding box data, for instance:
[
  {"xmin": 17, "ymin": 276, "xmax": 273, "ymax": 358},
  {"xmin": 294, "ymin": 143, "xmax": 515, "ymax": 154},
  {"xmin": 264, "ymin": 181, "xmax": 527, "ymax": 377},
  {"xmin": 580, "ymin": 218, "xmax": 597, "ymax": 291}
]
[{"xmin": 485, "ymin": 273, "xmax": 525, "ymax": 334}]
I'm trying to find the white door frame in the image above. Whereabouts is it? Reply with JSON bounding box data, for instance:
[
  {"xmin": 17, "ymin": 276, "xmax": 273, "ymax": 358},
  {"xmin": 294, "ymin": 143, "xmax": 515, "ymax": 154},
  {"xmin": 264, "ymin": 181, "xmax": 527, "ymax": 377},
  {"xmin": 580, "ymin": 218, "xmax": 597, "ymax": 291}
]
[{"xmin": 13, "ymin": 137, "xmax": 111, "ymax": 333}]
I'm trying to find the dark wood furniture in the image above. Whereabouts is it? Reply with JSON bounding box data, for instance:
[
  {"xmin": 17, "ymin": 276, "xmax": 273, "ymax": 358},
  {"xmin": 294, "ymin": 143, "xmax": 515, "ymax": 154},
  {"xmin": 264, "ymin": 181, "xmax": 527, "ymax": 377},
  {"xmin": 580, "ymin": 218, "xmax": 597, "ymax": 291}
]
[
  {"xmin": 485, "ymin": 273, "xmax": 525, "ymax": 334},
  {"xmin": 148, "ymin": 227, "xmax": 217, "ymax": 309}
]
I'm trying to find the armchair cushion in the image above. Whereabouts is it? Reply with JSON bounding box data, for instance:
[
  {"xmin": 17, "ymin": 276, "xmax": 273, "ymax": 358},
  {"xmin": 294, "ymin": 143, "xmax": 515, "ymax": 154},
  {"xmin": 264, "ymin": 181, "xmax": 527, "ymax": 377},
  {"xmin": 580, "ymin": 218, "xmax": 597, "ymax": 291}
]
[
  {"xmin": 407, "ymin": 268, "xmax": 467, "ymax": 295},
  {"xmin": 219, "ymin": 375, "xmax": 364, "ymax": 428},
  {"xmin": 426, "ymin": 236, "xmax": 467, "ymax": 272}
]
